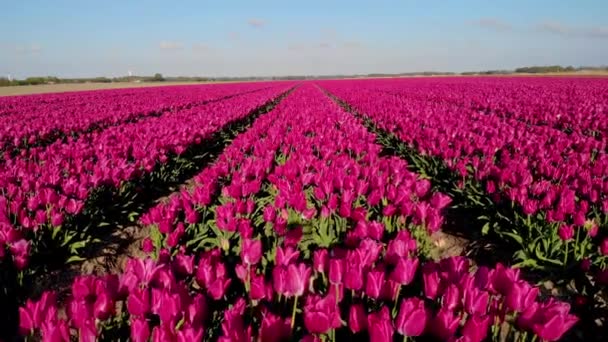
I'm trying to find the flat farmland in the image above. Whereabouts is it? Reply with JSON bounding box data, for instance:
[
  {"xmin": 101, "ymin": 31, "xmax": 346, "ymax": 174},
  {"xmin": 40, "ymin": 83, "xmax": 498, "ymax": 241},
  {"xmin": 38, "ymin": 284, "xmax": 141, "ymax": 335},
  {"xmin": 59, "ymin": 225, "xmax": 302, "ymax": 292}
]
[{"xmin": 0, "ymin": 81, "xmax": 215, "ymax": 96}]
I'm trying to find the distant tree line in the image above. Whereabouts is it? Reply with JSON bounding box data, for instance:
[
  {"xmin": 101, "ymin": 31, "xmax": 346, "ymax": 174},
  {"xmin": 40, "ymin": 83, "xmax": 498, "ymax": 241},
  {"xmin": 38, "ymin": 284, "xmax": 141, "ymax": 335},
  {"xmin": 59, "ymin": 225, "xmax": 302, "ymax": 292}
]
[
  {"xmin": 514, "ymin": 65, "xmax": 577, "ymax": 73},
  {"xmin": 2, "ymin": 65, "xmax": 607, "ymax": 87}
]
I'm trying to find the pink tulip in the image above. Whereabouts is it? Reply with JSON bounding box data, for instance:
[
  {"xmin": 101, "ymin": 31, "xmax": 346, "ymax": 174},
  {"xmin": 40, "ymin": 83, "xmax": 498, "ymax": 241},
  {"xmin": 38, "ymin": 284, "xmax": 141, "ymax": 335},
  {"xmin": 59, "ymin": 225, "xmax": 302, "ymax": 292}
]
[
  {"xmin": 285, "ymin": 263, "xmax": 311, "ymax": 297},
  {"xmin": 422, "ymin": 262, "xmax": 441, "ymax": 299},
  {"xmin": 390, "ymin": 257, "xmax": 418, "ymax": 285},
  {"xmin": 600, "ymin": 238, "xmax": 608, "ymax": 256},
  {"xmin": 367, "ymin": 307, "xmax": 394, "ymax": 342},
  {"xmin": 185, "ymin": 293, "xmax": 207, "ymax": 327},
  {"xmin": 431, "ymin": 308, "xmax": 460, "ymax": 340},
  {"xmin": 395, "ymin": 297, "xmax": 429, "ymax": 337},
  {"xmin": 303, "ymin": 293, "xmax": 342, "ymax": 334},
  {"xmin": 151, "ymin": 323, "xmax": 176, "ymax": 342},
  {"xmin": 365, "ymin": 268, "xmax": 385, "ymax": 299},
  {"xmin": 348, "ymin": 303, "xmax": 367, "ymax": 333},
  {"xmin": 130, "ymin": 317, "xmax": 151, "ymax": 342},
  {"xmin": 461, "ymin": 315, "xmax": 491, "ymax": 342},
  {"xmin": 10, "ymin": 238, "xmax": 30, "ymax": 270},
  {"xmin": 442, "ymin": 284, "xmax": 461, "ymax": 311},
  {"xmin": 558, "ymin": 224, "xmax": 574, "ymax": 241},
  {"xmin": 127, "ymin": 288, "xmax": 150, "ymax": 316},
  {"xmin": 173, "ymin": 253, "xmax": 194, "ymax": 276},
  {"xmin": 313, "ymin": 249, "xmax": 328, "ymax": 273},
  {"xmin": 259, "ymin": 310, "xmax": 291, "ymax": 342},
  {"xmin": 505, "ymin": 280, "xmax": 539, "ymax": 312},
  {"xmin": 176, "ymin": 324, "xmax": 204, "ymax": 342},
  {"xmin": 250, "ymin": 273, "xmax": 268, "ymax": 300},
  {"xmin": 93, "ymin": 290, "xmax": 114, "ymax": 320},
  {"xmin": 531, "ymin": 301, "xmax": 579, "ymax": 341},
  {"xmin": 40, "ymin": 318, "xmax": 70, "ymax": 342},
  {"xmin": 141, "ymin": 238, "xmax": 154, "ymax": 253},
  {"xmin": 463, "ymin": 287, "xmax": 489, "ymax": 316},
  {"xmin": 329, "ymin": 258, "xmax": 344, "ymax": 284},
  {"xmin": 241, "ymin": 238, "xmax": 262, "ymax": 265},
  {"xmin": 275, "ymin": 245, "xmax": 299, "ymax": 266}
]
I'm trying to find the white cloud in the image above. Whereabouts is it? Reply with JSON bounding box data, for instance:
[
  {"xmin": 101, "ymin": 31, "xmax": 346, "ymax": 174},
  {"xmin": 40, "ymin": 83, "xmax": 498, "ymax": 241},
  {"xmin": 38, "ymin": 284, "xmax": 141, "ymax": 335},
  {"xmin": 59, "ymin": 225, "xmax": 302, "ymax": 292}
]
[{"xmin": 537, "ymin": 21, "xmax": 608, "ymax": 39}]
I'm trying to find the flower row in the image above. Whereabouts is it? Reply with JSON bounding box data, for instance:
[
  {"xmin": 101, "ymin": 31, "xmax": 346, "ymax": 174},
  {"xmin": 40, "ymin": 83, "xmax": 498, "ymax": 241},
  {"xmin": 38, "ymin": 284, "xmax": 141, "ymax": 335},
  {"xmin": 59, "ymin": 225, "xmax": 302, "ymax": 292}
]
[{"xmin": 0, "ymin": 85, "xmax": 290, "ymax": 270}]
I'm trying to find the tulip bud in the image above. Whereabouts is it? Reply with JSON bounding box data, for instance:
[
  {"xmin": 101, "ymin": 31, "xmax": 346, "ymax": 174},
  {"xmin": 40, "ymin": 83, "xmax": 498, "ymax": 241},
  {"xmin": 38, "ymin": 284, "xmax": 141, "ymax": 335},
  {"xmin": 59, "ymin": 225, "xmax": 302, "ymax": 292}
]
[
  {"xmin": 329, "ymin": 258, "xmax": 344, "ymax": 284},
  {"xmin": 349, "ymin": 303, "xmax": 367, "ymax": 334}
]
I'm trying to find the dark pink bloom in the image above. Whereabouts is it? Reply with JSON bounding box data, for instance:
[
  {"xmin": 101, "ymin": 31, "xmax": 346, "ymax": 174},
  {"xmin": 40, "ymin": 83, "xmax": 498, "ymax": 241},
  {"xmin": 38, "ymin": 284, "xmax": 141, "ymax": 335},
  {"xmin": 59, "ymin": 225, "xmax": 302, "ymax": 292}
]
[
  {"xmin": 431, "ymin": 308, "xmax": 460, "ymax": 340},
  {"xmin": 461, "ymin": 315, "xmax": 491, "ymax": 342},
  {"xmin": 442, "ymin": 284, "xmax": 461, "ymax": 311},
  {"xmin": 430, "ymin": 192, "xmax": 452, "ymax": 210},
  {"xmin": 367, "ymin": 307, "xmax": 394, "ymax": 342},
  {"xmin": 40, "ymin": 318, "xmax": 70, "ymax": 342},
  {"xmin": 185, "ymin": 293, "xmax": 207, "ymax": 327},
  {"xmin": 440, "ymin": 256, "xmax": 469, "ymax": 284},
  {"xmin": 260, "ymin": 310, "xmax": 291, "ymax": 342},
  {"xmin": 344, "ymin": 252, "xmax": 364, "ymax": 291},
  {"xmin": 93, "ymin": 290, "xmax": 114, "ymax": 320},
  {"xmin": 10, "ymin": 238, "xmax": 30, "ymax": 270},
  {"xmin": 19, "ymin": 291, "xmax": 58, "ymax": 335},
  {"xmin": 490, "ymin": 263, "xmax": 520, "ymax": 295},
  {"xmin": 329, "ymin": 258, "xmax": 344, "ymax": 284},
  {"xmin": 275, "ymin": 245, "xmax": 299, "ymax": 266},
  {"xmin": 176, "ymin": 324, "xmax": 204, "ymax": 342},
  {"xmin": 367, "ymin": 221, "xmax": 385, "ymax": 240},
  {"xmin": 348, "ymin": 303, "xmax": 367, "ymax": 334},
  {"xmin": 313, "ymin": 249, "xmax": 328, "ymax": 274},
  {"xmin": 558, "ymin": 224, "xmax": 574, "ymax": 241},
  {"xmin": 173, "ymin": 253, "xmax": 194, "ymax": 277},
  {"xmin": 250, "ymin": 273, "xmax": 268, "ymax": 300},
  {"xmin": 365, "ymin": 268, "xmax": 385, "ymax": 299},
  {"xmin": 130, "ymin": 317, "xmax": 151, "ymax": 342},
  {"xmin": 600, "ymin": 238, "xmax": 608, "ymax": 256},
  {"xmin": 390, "ymin": 257, "xmax": 418, "ymax": 285},
  {"xmin": 505, "ymin": 280, "xmax": 539, "ymax": 312},
  {"xmin": 78, "ymin": 322, "xmax": 98, "ymax": 342},
  {"xmin": 385, "ymin": 231, "xmax": 416, "ymax": 264},
  {"xmin": 141, "ymin": 238, "xmax": 154, "ymax": 253},
  {"xmin": 395, "ymin": 297, "xmax": 429, "ymax": 337},
  {"xmin": 151, "ymin": 323, "xmax": 176, "ymax": 342},
  {"xmin": 241, "ymin": 238, "xmax": 262, "ymax": 265},
  {"xmin": 531, "ymin": 301, "xmax": 579, "ymax": 341},
  {"xmin": 303, "ymin": 293, "xmax": 342, "ymax": 334},
  {"xmin": 127, "ymin": 288, "xmax": 150, "ymax": 316},
  {"xmin": 285, "ymin": 263, "xmax": 311, "ymax": 297},
  {"xmin": 463, "ymin": 287, "xmax": 489, "ymax": 316},
  {"xmin": 380, "ymin": 279, "xmax": 401, "ymax": 301},
  {"xmin": 422, "ymin": 262, "xmax": 441, "ymax": 299}
]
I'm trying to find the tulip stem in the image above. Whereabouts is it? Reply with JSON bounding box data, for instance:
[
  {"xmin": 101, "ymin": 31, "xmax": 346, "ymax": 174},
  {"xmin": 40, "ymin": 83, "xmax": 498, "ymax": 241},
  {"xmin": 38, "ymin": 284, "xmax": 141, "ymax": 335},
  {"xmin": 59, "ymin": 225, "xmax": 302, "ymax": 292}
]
[
  {"xmin": 392, "ymin": 284, "xmax": 401, "ymax": 316},
  {"xmin": 291, "ymin": 295, "xmax": 299, "ymax": 330},
  {"xmin": 563, "ymin": 241, "xmax": 569, "ymax": 267},
  {"xmin": 403, "ymin": 335, "xmax": 409, "ymax": 342},
  {"xmin": 335, "ymin": 285, "xmax": 339, "ymax": 305},
  {"xmin": 574, "ymin": 226, "xmax": 581, "ymax": 260}
]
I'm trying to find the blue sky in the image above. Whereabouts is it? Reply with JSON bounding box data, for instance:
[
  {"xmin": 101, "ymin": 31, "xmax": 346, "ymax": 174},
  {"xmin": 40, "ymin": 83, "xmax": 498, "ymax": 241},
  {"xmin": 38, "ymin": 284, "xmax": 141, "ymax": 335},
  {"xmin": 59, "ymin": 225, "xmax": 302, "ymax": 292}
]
[{"xmin": 1, "ymin": 0, "xmax": 607, "ymax": 77}]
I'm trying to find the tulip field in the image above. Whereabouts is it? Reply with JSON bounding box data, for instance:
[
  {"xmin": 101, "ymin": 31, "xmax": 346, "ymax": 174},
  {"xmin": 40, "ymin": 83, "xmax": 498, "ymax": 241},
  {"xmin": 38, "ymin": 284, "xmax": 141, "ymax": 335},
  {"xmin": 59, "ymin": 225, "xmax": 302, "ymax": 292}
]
[{"xmin": 0, "ymin": 78, "xmax": 606, "ymax": 341}]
